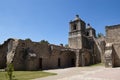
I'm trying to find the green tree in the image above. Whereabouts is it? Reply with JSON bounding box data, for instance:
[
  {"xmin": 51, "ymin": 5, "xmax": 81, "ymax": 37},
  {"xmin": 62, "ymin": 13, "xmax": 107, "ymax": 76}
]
[
  {"xmin": 97, "ymin": 33, "xmax": 104, "ymax": 38},
  {"xmin": 25, "ymin": 38, "xmax": 32, "ymax": 41},
  {"xmin": 39, "ymin": 40, "xmax": 49, "ymax": 44},
  {"xmin": 65, "ymin": 44, "xmax": 69, "ymax": 48}
]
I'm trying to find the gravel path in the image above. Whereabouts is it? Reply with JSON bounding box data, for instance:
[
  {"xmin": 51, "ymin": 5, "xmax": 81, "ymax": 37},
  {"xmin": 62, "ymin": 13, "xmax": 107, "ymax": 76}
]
[{"xmin": 33, "ymin": 66, "xmax": 120, "ymax": 80}]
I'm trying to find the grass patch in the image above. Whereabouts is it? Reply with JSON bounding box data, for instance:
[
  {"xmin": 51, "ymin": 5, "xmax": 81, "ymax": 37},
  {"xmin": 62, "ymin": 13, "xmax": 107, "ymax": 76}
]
[
  {"xmin": 0, "ymin": 71, "xmax": 56, "ymax": 80},
  {"xmin": 90, "ymin": 63, "xmax": 104, "ymax": 67}
]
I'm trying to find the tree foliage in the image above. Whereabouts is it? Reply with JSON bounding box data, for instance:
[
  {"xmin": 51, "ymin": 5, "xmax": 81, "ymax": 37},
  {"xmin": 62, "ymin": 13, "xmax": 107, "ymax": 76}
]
[
  {"xmin": 39, "ymin": 40, "xmax": 49, "ymax": 44},
  {"xmin": 65, "ymin": 44, "xmax": 69, "ymax": 48},
  {"xmin": 97, "ymin": 33, "xmax": 104, "ymax": 38},
  {"xmin": 25, "ymin": 38, "xmax": 32, "ymax": 41},
  {"xmin": 6, "ymin": 63, "xmax": 16, "ymax": 80}
]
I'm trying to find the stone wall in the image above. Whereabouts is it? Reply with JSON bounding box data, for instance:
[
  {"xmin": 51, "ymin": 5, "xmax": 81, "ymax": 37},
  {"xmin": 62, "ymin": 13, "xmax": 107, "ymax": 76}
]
[
  {"xmin": 96, "ymin": 37, "xmax": 106, "ymax": 63},
  {"xmin": 0, "ymin": 37, "xmax": 102, "ymax": 70},
  {"xmin": 112, "ymin": 43, "xmax": 120, "ymax": 67},
  {"xmin": 10, "ymin": 39, "xmax": 76, "ymax": 70},
  {"xmin": 82, "ymin": 36, "xmax": 101, "ymax": 64},
  {"xmin": 105, "ymin": 24, "xmax": 120, "ymax": 67},
  {"xmin": 0, "ymin": 39, "xmax": 10, "ymax": 69},
  {"xmin": 106, "ymin": 25, "xmax": 120, "ymax": 43},
  {"xmin": 8, "ymin": 38, "xmax": 99, "ymax": 70},
  {"xmin": 69, "ymin": 33, "xmax": 82, "ymax": 49}
]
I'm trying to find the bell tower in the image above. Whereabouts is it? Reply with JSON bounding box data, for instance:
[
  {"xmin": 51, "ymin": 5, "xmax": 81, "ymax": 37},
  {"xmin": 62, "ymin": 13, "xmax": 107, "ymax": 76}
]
[
  {"xmin": 68, "ymin": 15, "xmax": 86, "ymax": 49},
  {"xmin": 86, "ymin": 24, "xmax": 96, "ymax": 38}
]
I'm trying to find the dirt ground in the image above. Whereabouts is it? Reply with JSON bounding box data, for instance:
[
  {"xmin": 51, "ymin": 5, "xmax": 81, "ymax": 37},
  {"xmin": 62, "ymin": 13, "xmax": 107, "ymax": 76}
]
[{"xmin": 33, "ymin": 64, "xmax": 120, "ymax": 80}]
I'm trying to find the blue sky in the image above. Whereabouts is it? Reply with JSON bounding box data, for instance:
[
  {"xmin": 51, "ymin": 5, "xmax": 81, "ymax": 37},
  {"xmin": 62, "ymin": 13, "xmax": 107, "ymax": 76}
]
[{"xmin": 0, "ymin": 0, "xmax": 120, "ymax": 45}]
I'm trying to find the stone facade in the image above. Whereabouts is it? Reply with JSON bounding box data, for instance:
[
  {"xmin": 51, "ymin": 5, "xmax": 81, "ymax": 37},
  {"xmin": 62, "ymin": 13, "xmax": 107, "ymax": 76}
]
[
  {"xmin": 69, "ymin": 15, "xmax": 101, "ymax": 67},
  {"xmin": 0, "ymin": 15, "xmax": 102, "ymax": 70},
  {"xmin": 6, "ymin": 39, "xmax": 76, "ymax": 70},
  {"xmin": 0, "ymin": 39, "xmax": 11, "ymax": 68},
  {"xmin": 105, "ymin": 25, "xmax": 120, "ymax": 67},
  {"xmin": 96, "ymin": 36, "xmax": 106, "ymax": 63}
]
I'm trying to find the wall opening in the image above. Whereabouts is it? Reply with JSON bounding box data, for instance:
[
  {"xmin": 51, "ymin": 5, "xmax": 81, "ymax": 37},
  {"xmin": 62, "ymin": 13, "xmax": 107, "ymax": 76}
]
[
  {"xmin": 58, "ymin": 58, "xmax": 61, "ymax": 68},
  {"xmin": 73, "ymin": 24, "xmax": 77, "ymax": 30},
  {"xmin": 71, "ymin": 58, "xmax": 75, "ymax": 67},
  {"xmin": 86, "ymin": 31, "xmax": 89, "ymax": 36},
  {"xmin": 39, "ymin": 58, "xmax": 42, "ymax": 70}
]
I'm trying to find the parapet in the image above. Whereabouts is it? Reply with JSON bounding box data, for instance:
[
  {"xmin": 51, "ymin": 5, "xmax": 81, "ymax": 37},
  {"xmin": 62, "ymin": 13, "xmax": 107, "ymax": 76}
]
[{"xmin": 106, "ymin": 24, "xmax": 120, "ymax": 30}]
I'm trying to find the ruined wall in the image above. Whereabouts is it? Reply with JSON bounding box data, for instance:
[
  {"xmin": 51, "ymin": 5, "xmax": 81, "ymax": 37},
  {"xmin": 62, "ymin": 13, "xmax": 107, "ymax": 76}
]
[
  {"xmin": 7, "ymin": 39, "xmax": 19, "ymax": 65},
  {"xmin": 12, "ymin": 39, "xmax": 50, "ymax": 70},
  {"xmin": 0, "ymin": 38, "xmax": 99, "ymax": 70},
  {"xmin": 0, "ymin": 40, "xmax": 10, "ymax": 69},
  {"xmin": 112, "ymin": 43, "xmax": 120, "ymax": 67},
  {"xmin": 48, "ymin": 45, "xmax": 75, "ymax": 69},
  {"xmin": 11, "ymin": 39, "xmax": 75, "ymax": 71},
  {"xmin": 37, "ymin": 44, "xmax": 75, "ymax": 70},
  {"xmin": 106, "ymin": 25, "xmax": 120, "ymax": 43},
  {"xmin": 96, "ymin": 37, "xmax": 106, "ymax": 63},
  {"xmin": 93, "ymin": 41, "xmax": 101, "ymax": 63},
  {"xmin": 105, "ymin": 25, "xmax": 120, "ymax": 67}
]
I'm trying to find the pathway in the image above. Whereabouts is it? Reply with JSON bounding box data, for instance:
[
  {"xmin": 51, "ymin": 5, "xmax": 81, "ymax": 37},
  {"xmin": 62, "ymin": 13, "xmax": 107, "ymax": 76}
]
[{"xmin": 33, "ymin": 65, "xmax": 120, "ymax": 80}]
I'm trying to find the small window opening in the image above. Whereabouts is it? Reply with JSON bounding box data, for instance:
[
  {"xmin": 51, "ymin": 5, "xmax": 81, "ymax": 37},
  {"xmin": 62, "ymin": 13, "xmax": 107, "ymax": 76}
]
[
  {"xmin": 73, "ymin": 24, "xmax": 77, "ymax": 30},
  {"xmin": 86, "ymin": 31, "xmax": 89, "ymax": 36}
]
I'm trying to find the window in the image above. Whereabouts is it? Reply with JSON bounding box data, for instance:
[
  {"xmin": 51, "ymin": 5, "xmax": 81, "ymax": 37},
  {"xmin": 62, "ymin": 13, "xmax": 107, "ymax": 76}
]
[
  {"xmin": 73, "ymin": 24, "xmax": 77, "ymax": 30},
  {"xmin": 86, "ymin": 31, "xmax": 89, "ymax": 36}
]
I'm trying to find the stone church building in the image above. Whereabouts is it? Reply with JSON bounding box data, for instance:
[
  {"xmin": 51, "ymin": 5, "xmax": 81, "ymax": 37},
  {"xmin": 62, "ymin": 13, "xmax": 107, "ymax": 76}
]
[{"xmin": 0, "ymin": 15, "xmax": 119, "ymax": 70}]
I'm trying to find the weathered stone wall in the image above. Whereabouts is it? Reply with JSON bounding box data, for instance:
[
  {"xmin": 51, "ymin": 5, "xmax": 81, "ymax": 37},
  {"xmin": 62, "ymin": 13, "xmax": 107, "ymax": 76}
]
[
  {"xmin": 112, "ymin": 43, "xmax": 120, "ymax": 67},
  {"xmin": 11, "ymin": 39, "xmax": 76, "ymax": 70},
  {"xmin": 106, "ymin": 25, "xmax": 120, "ymax": 43},
  {"xmin": 86, "ymin": 27, "xmax": 96, "ymax": 38},
  {"xmin": 0, "ymin": 39, "xmax": 10, "ymax": 69},
  {"xmin": 7, "ymin": 39, "xmax": 19, "ymax": 65},
  {"xmin": 96, "ymin": 37, "xmax": 106, "ymax": 63},
  {"xmin": 81, "ymin": 36, "xmax": 101, "ymax": 64},
  {"xmin": 46, "ymin": 47, "xmax": 75, "ymax": 69},
  {"xmin": 105, "ymin": 25, "xmax": 120, "ymax": 67},
  {"xmin": 0, "ymin": 38, "xmax": 76, "ymax": 70},
  {"xmin": 69, "ymin": 33, "xmax": 82, "ymax": 49},
  {"xmin": 84, "ymin": 51, "xmax": 91, "ymax": 66},
  {"xmin": 93, "ymin": 41, "xmax": 101, "ymax": 63}
]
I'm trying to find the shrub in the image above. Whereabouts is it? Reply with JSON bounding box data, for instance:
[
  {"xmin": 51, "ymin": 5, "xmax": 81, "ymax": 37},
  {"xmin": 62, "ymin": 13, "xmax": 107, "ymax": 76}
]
[{"xmin": 6, "ymin": 63, "xmax": 16, "ymax": 80}]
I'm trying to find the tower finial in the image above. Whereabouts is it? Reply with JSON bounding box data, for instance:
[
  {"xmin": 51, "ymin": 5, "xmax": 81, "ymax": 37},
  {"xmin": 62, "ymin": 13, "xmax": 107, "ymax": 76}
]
[
  {"xmin": 74, "ymin": 14, "xmax": 80, "ymax": 20},
  {"xmin": 76, "ymin": 14, "xmax": 79, "ymax": 18},
  {"xmin": 87, "ymin": 23, "xmax": 92, "ymax": 28},
  {"xmin": 87, "ymin": 23, "xmax": 90, "ymax": 26}
]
